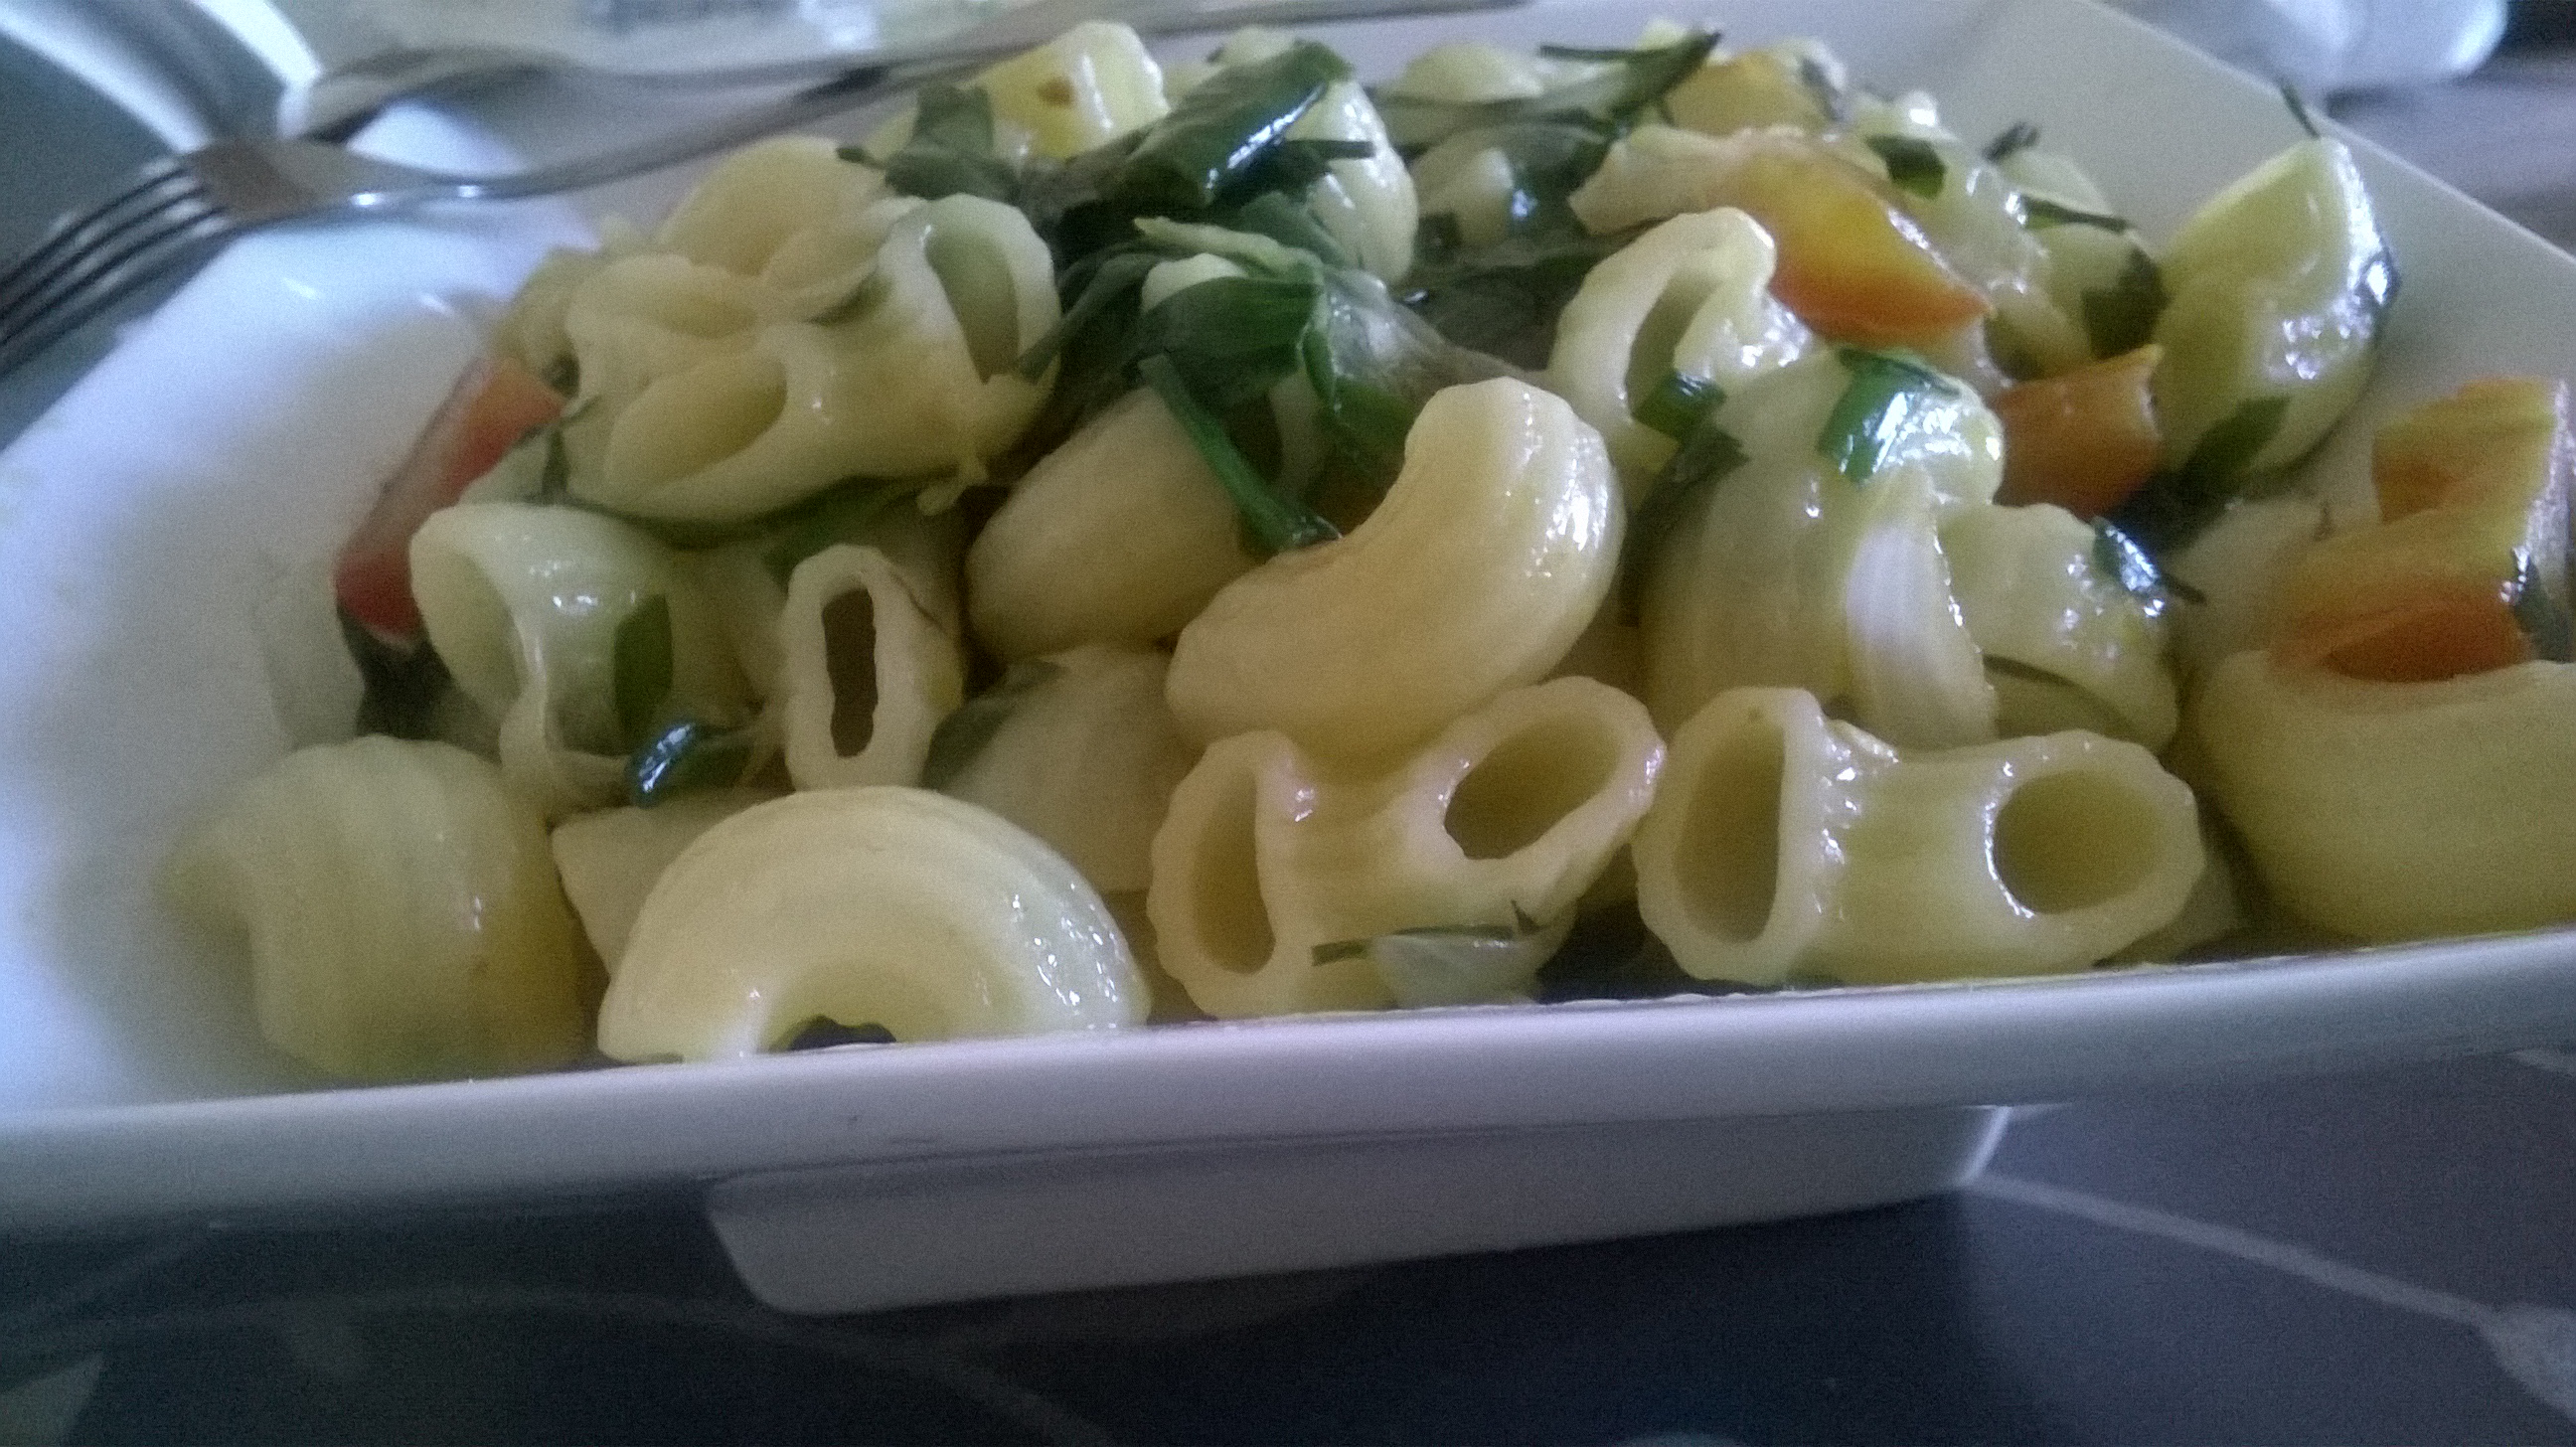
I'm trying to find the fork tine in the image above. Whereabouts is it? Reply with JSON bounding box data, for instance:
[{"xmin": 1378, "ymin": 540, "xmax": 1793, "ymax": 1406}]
[
  {"xmin": 0, "ymin": 154, "xmax": 196, "ymax": 303},
  {"xmin": 0, "ymin": 165, "xmax": 208, "ymax": 317},
  {"xmin": 0, "ymin": 210, "xmax": 234, "ymax": 376},
  {"xmin": 0, "ymin": 191, "xmax": 226, "ymax": 345}
]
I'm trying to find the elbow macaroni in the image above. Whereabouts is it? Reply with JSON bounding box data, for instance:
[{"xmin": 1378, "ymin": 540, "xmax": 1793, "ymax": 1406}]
[
  {"xmin": 597, "ymin": 788, "xmax": 1145, "ymax": 1060},
  {"xmin": 1167, "ymin": 378, "xmax": 1621, "ymax": 764},
  {"xmin": 1549, "ymin": 208, "xmax": 1813, "ymax": 488},
  {"xmin": 164, "ymin": 737, "xmax": 590, "ymax": 1080},
  {"xmin": 775, "ymin": 545, "xmax": 965, "ymax": 791},
  {"xmin": 1633, "ymin": 688, "xmax": 2203, "ymax": 985},
  {"xmin": 1149, "ymin": 678, "xmax": 1664, "ymax": 1017}
]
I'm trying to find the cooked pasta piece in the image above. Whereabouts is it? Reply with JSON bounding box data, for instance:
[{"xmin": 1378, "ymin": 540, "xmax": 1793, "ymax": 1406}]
[
  {"xmin": 550, "ymin": 788, "xmax": 781, "ymax": 969},
  {"xmin": 597, "ymin": 788, "xmax": 1145, "ymax": 1060},
  {"xmin": 654, "ymin": 135, "xmax": 890, "ymax": 279},
  {"xmin": 1166, "ymin": 378, "xmax": 1620, "ymax": 764},
  {"xmin": 938, "ymin": 645, "xmax": 1198, "ymax": 895},
  {"xmin": 164, "ymin": 737, "xmax": 589, "ymax": 1080},
  {"xmin": 775, "ymin": 545, "xmax": 965, "ymax": 791},
  {"xmin": 561, "ymin": 251, "xmax": 767, "ymax": 418},
  {"xmin": 1633, "ymin": 688, "xmax": 2202, "ymax": 985},
  {"xmin": 1149, "ymin": 677, "xmax": 1663, "ymax": 1018},
  {"xmin": 409, "ymin": 502, "xmax": 747, "ymax": 817},
  {"xmin": 1940, "ymin": 503, "xmax": 2178, "ymax": 747},
  {"xmin": 2189, "ymin": 653, "xmax": 2576, "ymax": 940},
  {"xmin": 1547, "ymin": 208, "xmax": 1813, "ymax": 488},
  {"xmin": 974, "ymin": 21, "xmax": 1171, "ymax": 160},
  {"xmin": 578, "ymin": 194, "xmax": 1060, "ymax": 523},
  {"xmin": 967, "ymin": 389, "xmax": 1255, "ymax": 660},
  {"xmin": 2151, "ymin": 137, "xmax": 2391, "ymax": 477},
  {"xmin": 1638, "ymin": 350, "xmax": 2005, "ymax": 745}
]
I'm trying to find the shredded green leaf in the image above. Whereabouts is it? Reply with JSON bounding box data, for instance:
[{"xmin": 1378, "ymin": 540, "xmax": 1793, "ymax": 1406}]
[
  {"xmin": 1983, "ymin": 120, "xmax": 2040, "ymax": 162},
  {"xmin": 808, "ymin": 268, "xmax": 891, "ymax": 327},
  {"xmin": 1634, "ymin": 371, "xmax": 1722, "ymax": 442},
  {"xmin": 1373, "ymin": 30, "xmax": 1716, "ymax": 153},
  {"xmin": 920, "ymin": 659, "xmax": 1065, "ymax": 791},
  {"xmin": 1622, "ymin": 414, "xmax": 1749, "ymax": 618},
  {"xmin": 1864, "ymin": 134, "xmax": 1946, "ymax": 200},
  {"xmin": 611, "ymin": 595, "xmax": 675, "ymax": 749},
  {"xmin": 2281, "ymin": 83, "xmax": 2324, "ymax": 139},
  {"xmin": 626, "ymin": 720, "xmax": 756, "ymax": 808},
  {"xmin": 2091, "ymin": 519, "xmax": 2196, "ymax": 608},
  {"xmin": 1818, "ymin": 348, "xmax": 1959, "ymax": 484},
  {"xmin": 2107, "ymin": 396, "xmax": 2293, "ymax": 553},
  {"xmin": 1795, "ymin": 56, "xmax": 1848, "ymax": 124},
  {"xmin": 2019, "ymin": 196, "xmax": 2131, "ymax": 232},
  {"xmin": 2080, "ymin": 246, "xmax": 2168, "ymax": 359},
  {"xmin": 1113, "ymin": 41, "xmax": 1352, "ymax": 217},
  {"xmin": 340, "ymin": 609, "xmax": 452, "ymax": 740},
  {"xmin": 1140, "ymin": 353, "xmax": 1339, "ymax": 557},
  {"xmin": 759, "ymin": 477, "xmax": 920, "ymax": 584},
  {"xmin": 875, "ymin": 83, "xmax": 1019, "ymax": 203}
]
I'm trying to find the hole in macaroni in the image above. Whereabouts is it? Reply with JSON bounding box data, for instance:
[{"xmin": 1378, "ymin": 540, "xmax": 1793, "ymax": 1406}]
[
  {"xmin": 611, "ymin": 353, "xmax": 788, "ymax": 493},
  {"xmin": 1445, "ymin": 715, "xmax": 1617, "ymax": 862},
  {"xmin": 924, "ymin": 228, "xmax": 1020, "ymax": 381},
  {"xmin": 1993, "ymin": 769, "xmax": 2162, "ymax": 914},
  {"xmin": 1675, "ymin": 713, "xmax": 1785, "ymax": 941},
  {"xmin": 1623, "ymin": 257, "xmax": 1729, "ymax": 406},
  {"xmin": 821, "ymin": 587, "xmax": 880, "ymax": 757},
  {"xmin": 1193, "ymin": 772, "xmax": 1274, "ymax": 975}
]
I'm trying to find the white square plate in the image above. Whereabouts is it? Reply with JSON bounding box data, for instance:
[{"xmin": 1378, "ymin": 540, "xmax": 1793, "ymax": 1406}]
[{"xmin": 5, "ymin": 0, "xmax": 2575, "ymax": 1313}]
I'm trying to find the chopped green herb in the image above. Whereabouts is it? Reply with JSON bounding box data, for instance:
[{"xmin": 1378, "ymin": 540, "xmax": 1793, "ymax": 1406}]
[
  {"xmin": 1135, "ymin": 274, "xmax": 1325, "ymax": 411},
  {"xmin": 920, "ymin": 659, "xmax": 1065, "ymax": 790},
  {"xmin": 1112, "ymin": 41, "xmax": 1351, "ymax": 218},
  {"xmin": 340, "ymin": 609, "xmax": 452, "ymax": 740},
  {"xmin": 1225, "ymin": 191, "xmax": 1355, "ymax": 267},
  {"xmin": 535, "ymin": 423, "xmax": 571, "ymax": 503},
  {"xmin": 2019, "ymin": 196, "xmax": 2131, "ymax": 232},
  {"xmin": 1140, "ymin": 353, "xmax": 1339, "ymax": 557},
  {"xmin": 2091, "ymin": 519, "xmax": 2199, "ymax": 606},
  {"xmin": 611, "ymin": 595, "xmax": 674, "ymax": 749},
  {"xmin": 2080, "ymin": 246, "xmax": 2168, "ymax": 358},
  {"xmin": 2107, "ymin": 396, "xmax": 2293, "ymax": 553},
  {"xmin": 1818, "ymin": 348, "xmax": 1959, "ymax": 484},
  {"xmin": 1622, "ymin": 414, "xmax": 1749, "ymax": 617},
  {"xmin": 873, "ymin": 83, "xmax": 1019, "ymax": 203},
  {"xmin": 626, "ymin": 720, "xmax": 757, "ymax": 807},
  {"xmin": 1374, "ymin": 30, "xmax": 1715, "ymax": 153},
  {"xmin": 1983, "ymin": 120, "xmax": 2040, "ymax": 162},
  {"xmin": 1864, "ymin": 134, "xmax": 1946, "ymax": 200},
  {"xmin": 1016, "ymin": 250, "xmax": 1161, "ymax": 383},
  {"xmin": 1398, "ymin": 227, "xmax": 1632, "ymax": 367},
  {"xmin": 759, "ymin": 477, "xmax": 918, "ymax": 584},
  {"xmin": 2281, "ymin": 83, "xmax": 2324, "ymax": 139},
  {"xmin": 1634, "ymin": 371, "xmax": 1722, "ymax": 442}
]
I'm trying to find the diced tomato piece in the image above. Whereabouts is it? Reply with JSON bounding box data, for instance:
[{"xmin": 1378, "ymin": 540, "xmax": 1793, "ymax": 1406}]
[
  {"xmin": 332, "ymin": 354, "xmax": 564, "ymax": 640},
  {"xmin": 2275, "ymin": 581, "xmax": 2534, "ymax": 683},
  {"xmin": 1994, "ymin": 344, "xmax": 2164, "ymax": 518}
]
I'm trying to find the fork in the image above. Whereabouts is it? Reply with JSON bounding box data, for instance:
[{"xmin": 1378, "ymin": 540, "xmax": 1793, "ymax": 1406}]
[{"xmin": 0, "ymin": 61, "xmax": 961, "ymax": 378}]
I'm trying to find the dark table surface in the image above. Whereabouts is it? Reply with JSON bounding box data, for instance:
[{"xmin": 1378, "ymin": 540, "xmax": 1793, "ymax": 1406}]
[{"xmin": 6, "ymin": 15, "xmax": 2576, "ymax": 1447}]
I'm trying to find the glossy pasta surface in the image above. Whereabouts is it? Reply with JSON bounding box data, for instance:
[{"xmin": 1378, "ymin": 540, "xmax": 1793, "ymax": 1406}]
[{"xmin": 157, "ymin": 13, "xmax": 2573, "ymax": 1082}]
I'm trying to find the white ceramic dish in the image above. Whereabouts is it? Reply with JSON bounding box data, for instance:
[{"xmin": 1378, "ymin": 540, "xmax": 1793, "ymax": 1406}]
[{"xmin": 5, "ymin": 0, "xmax": 2576, "ymax": 1315}]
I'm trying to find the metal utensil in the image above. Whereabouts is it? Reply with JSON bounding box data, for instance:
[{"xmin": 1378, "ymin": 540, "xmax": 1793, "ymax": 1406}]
[{"xmin": 0, "ymin": 0, "xmax": 1523, "ymax": 378}]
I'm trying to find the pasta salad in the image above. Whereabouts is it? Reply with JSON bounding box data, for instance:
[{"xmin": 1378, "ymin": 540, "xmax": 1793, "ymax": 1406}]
[{"xmin": 161, "ymin": 19, "xmax": 2576, "ymax": 1082}]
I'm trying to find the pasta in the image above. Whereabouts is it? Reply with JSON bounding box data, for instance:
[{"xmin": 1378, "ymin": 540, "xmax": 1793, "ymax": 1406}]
[
  {"xmin": 597, "ymin": 788, "xmax": 1145, "ymax": 1060},
  {"xmin": 775, "ymin": 544, "xmax": 966, "ymax": 791},
  {"xmin": 1165, "ymin": 378, "xmax": 1620, "ymax": 764},
  {"xmin": 1149, "ymin": 678, "xmax": 1663, "ymax": 1017},
  {"xmin": 937, "ymin": 644, "xmax": 1198, "ymax": 894},
  {"xmin": 1632, "ymin": 688, "xmax": 2203, "ymax": 985},
  {"xmin": 164, "ymin": 737, "xmax": 590, "ymax": 1080},
  {"xmin": 1547, "ymin": 207, "xmax": 1814, "ymax": 487},
  {"xmin": 168, "ymin": 13, "xmax": 2569, "ymax": 1082}
]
